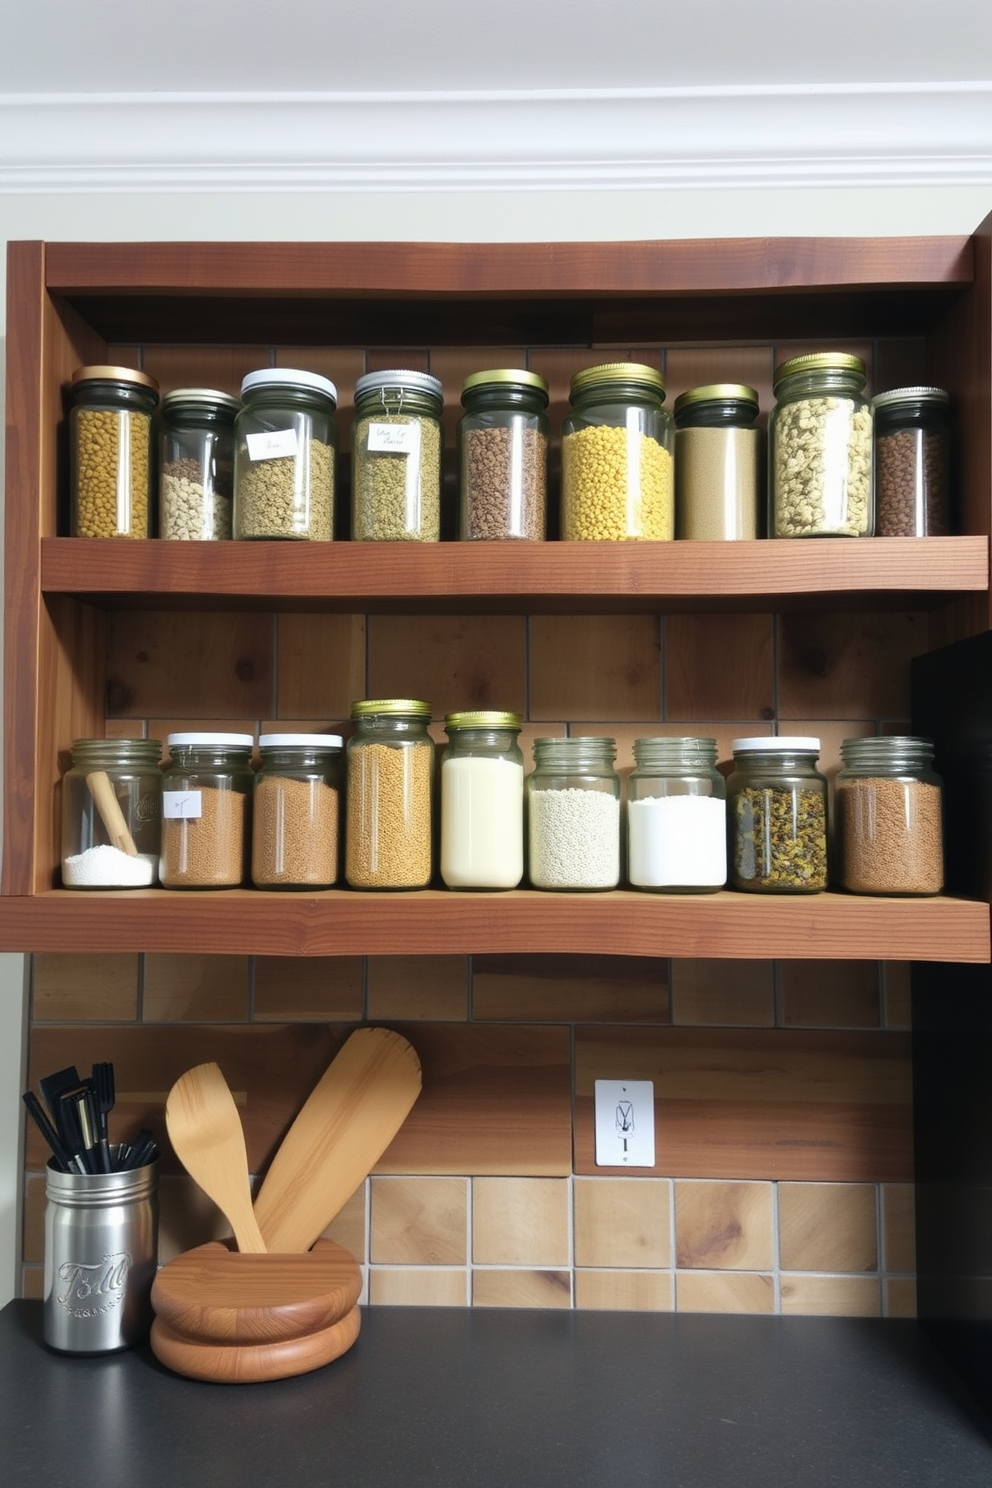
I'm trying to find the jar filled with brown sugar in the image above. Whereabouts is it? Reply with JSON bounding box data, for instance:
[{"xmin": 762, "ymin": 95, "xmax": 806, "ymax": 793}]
[
  {"xmin": 458, "ymin": 369, "xmax": 549, "ymax": 540},
  {"xmin": 836, "ymin": 736, "xmax": 944, "ymax": 895},
  {"xmin": 674, "ymin": 384, "xmax": 761, "ymax": 540},
  {"xmin": 70, "ymin": 366, "xmax": 159, "ymax": 538},
  {"xmin": 252, "ymin": 733, "xmax": 343, "ymax": 889},
  {"xmin": 872, "ymin": 387, "xmax": 951, "ymax": 536},
  {"xmin": 345, "ymin": 700, "xmax": 434, "ymax": 889},
  {"xmin": 160, "ymin": 732, "xmax": 254, "ymax": 888}
]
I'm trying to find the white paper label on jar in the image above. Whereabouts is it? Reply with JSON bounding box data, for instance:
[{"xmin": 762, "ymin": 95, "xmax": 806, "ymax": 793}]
[
  {"xmin": 367, "ymin": 422, "xmax": 417, "ymax": 454},
  {"xmin": 245, "ymin": 429, "xmax": 299, "ymax": 462},
  {"xmin": 163, "ymin": 790, "xmax": 203, "ymax": 820}
]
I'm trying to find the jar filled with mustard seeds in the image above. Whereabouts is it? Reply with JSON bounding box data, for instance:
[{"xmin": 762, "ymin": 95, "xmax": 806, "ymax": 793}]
[
  {"xmin": 252, "ymin": 734, "xmax": 343, "ymax": 890},
  {"xmin": 160, "ymin": 733, "xmax": 254, "ymax": 888},
  {"xmin": 352, "ymin": 371, "xmax": 444, "ymax": 542},
  {"xmin": 346, "ymin": 700, "xmax": 434, "ymax": 889},
  {"xmin": 561, "ymin": 363, "xmax": 674, "ymax": 541},
  {"xmin": 441, "ymin": 711, "xmax": 524, "ymax": 889},
  {"xmin": 61, "ymin": 738, "xmax": 163, "ymax": 888},
  {"xmin": 674, "ymin": 384, "xmax": 761, "ymax": 540},
  {"xmin": 160, "ymin": 388, "xmax": 239, "ymax": 540},
  {"xmin": 70, "ymin": 366, "xmax": 159, "ymax": 538},
  {"xmin": 872, "ymin": 387, "xmax": 951, "ymax": 537},
  {"xmin": 836, "ymin": 736, "xmax": 944, "ymax": 895},
  {"xmin": 628, "ymin": 737, "xmax": 727, "ymax": 892},
  {"xmin": 770, "ymin": 353, "xmax": 873, "ymax": 538},
  {"xmin": 458, "ymin": 370, "xmax": 549, "ymax": 540},
  {"xmin": 727, "ymin": 737, "xmax": 828, "ymax": 893},
  {"xmin": 233, "ymin": 369, "xmax": 337, "ymax": 540},
  {"xmin": 526, "ymin": 737, "xmax": 621, "ymax": 890}
]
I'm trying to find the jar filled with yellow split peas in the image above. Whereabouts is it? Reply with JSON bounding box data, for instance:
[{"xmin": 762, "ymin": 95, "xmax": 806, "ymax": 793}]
[
  {"xmin": 345, "ymin": 700, "xmax": 434, "ymax": 889},
  {"xmin": 561, "ymin": 363, "xmax": 674, "ymax": 540},
  {"xmin": 233, "ymin": 369, "xmax": 337, "ymax": 540},
  {"xmin": 70, "ymin": 366, "xmax": 159, "ymax": 538}
]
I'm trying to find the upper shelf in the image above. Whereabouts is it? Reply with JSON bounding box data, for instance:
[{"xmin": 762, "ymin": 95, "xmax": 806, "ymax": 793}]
[{"xmin": 40, "ymin": 536, "xmax": 989, "ymax": 614}]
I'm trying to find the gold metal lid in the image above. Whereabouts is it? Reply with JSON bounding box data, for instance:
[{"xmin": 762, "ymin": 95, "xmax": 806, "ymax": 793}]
[
  {"xmin": 71, "ymin": 365, "xmax": 159, "ymax": 392},
  {"xmin": 773, "ymin": 352, "xmax": 865, "ymax": 387},
  {"xmin": 461, "ymin": 369, "xmax": 548, "ymax": 399},
  {"xmin": 350, "ymin": 698, "xmax": 432, "ymax": 719},
  {"xmin": 569, "ymin": 362, "xmax": 665, "ymax": 400},
  {"xmin": 444, "ymin": 711, "xmax": 523, "ymax": 730},
  {"xmin": 673, "ymin": 383, "xmax": 759, "ymax": 416}
]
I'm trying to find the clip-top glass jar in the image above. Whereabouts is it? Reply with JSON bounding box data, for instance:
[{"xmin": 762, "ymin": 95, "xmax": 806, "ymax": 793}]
[
  {"xmin": 627, "ymin": 737, "xmax": 726, "ymax": 892},
  {"xmin": 61, "ymin": 738, "xmax": 163, "ymax": 888},
  {"xmin": 160, "ymin": 732, "xmax": 254, "ymax": 888},
  {"xmin": 458, "ymin": 370, "xmax": 549, "ymax": 540},
  {"xmin": 159, "ymin": 387, "xmax": 239, "ymax": 540},
  {"xmin": 70, "ymin": 365, "xmax": 159, "ymax": 538},
  {"xmin": 233, "ymin": 368, "xmax": 337, "ymax": 540},
  {"xmin": 674, "ymin": 384, "xmax": 761, "ymax": 540},
  {"xmin": 770, "ymin": 353, "xmax": 873, "ymax": 537},
  {"xmin": 836, "ymin": 736, "xmax": 944, "ymax": 895},
  {"xmin": 440, "ymin": 711, "xmax": 524, "ymax": 889},
  {"xmin": 561, "ymin": 363, "xmax": 674, "ymax": 541},
  {"xmin": 526, "ymin": 737, "xmax": 621, "ymax": 890},
  {"xmin": 346, "ymin": 700, "xmax": 434, "ymax": 889},
  {"xmin": 872, "ymin": 387, "xmax": 951, "ymax": 537},
  {"xmin": 252, "ymin": 733, "xmax": 343, "ymax": 890},
  {"xmin": 352, "ymin": 371, "xmax": 444, "ymax": 542},
  {"xmin": 727, "ymin": 737, "xmax": 828, "ymax": 893}
]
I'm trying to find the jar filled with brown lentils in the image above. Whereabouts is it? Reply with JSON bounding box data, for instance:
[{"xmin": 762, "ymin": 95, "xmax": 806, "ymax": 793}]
[{"xmin": 458, "ymin": 369, "xmax": 549, "ymax": 540}]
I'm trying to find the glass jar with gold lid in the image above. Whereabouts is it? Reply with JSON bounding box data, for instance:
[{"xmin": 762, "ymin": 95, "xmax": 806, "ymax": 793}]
[
  {"xmin": 440, "ymin": 711, "xmax": 524, "ymax": 888},
  {"xmin": 345, "ymin": 699, "xmax": 435, "ymax": 889},
  {"xmin": 770, "ymin": 352, "xmax": 873, "ymax": 538},
  {"xmin": 459, "ymin": 370, "xmax": 549, "ymax": 540},
  {"xmin": 561, "ymin": 363, "xmax": 674, "ymax": 540}
]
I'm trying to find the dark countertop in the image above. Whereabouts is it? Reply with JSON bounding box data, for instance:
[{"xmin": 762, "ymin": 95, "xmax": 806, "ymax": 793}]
[{"xmin": 2, "ymin": 1301, "xmax": 991, "ymax": 1487}]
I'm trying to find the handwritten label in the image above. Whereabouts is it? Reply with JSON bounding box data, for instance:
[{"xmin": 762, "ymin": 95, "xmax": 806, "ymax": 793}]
[
  {"xmin": 163, "ymin": 790, "xmax": 203, "ymax": 820},
  {"xmin": 245, "ymin": 429, "xmax": 298, "ymax": 462},
  {"xmin": 366, "ymin": 422, "xmax": 418, "ymax": 455}
]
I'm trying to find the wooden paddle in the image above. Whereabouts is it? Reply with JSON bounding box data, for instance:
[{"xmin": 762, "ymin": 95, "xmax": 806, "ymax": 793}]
[
  {"xmin": 253, "ymin": 1027, "xmax": 422, "ymax": 1253},
  {"xmin": 151, "ymin": 1304, "xmax": 361, "ymax": 1384},
  {"xmin": 165, "ymin": 1062, "xmax": 267, "ymax": 1255}
]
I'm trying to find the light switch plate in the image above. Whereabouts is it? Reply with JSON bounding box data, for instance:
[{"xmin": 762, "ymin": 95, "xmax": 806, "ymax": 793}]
[{"xmin": 594, "ymin": 1079, "xmax": 655, "ymax": 1167}]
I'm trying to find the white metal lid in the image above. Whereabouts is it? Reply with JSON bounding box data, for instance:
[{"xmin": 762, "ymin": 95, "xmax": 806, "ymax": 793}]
[
  {"xmin": 258, "ymin": 733, "xmax": 343, "ymax": 749},
  {"xmin": 240, "ymin": 368, "xmax": 337, "ymax": 403},
  {"xmin": 732, "ymin": 736, "xmax": 821, "ymax": 753},
  {"xmin": 166, "ymin": 732, "xmax": 254, "ymax": 748}
]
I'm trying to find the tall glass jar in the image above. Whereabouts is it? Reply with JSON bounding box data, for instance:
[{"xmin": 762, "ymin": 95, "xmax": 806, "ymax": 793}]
[
  {"xmin": 526, "ymin": 737, "xmax": 621, "ymax": 890},
  {"xmin": 727, "ymin": 738, "xmax": 828, "ymax": 893},
  {"xmin": 872, "ymin": 387, "xmax": 951, "ymax": 537},
  {"xmin": 674, "ymin": 384, "xmax": 761, "ymax": 540},
  {"xmin": 252, "ymin": 733, "xmax": 343, "ymax": 890},
  {"xmin": 458, "ymin": 370, "xmax": 549, "ymax": 540},
  {"xmin": 561, "ymin": 363, "xmax": 674, "ymax": 541},
  {"xmin": 233, "ymin": 369, "xmax": 337, "ymax": 540},
  {"xmin": 61, "ymin": 738, "xmax": 163, "ymax": 888},
  {"xmin": 440, "ymin": 711, "xmax": 524, "ymax": 889},
  {"xmin": 70, "ymin": 366, "xmax": 159, "ymax": 538},
  {"xmin": 836, "ymin": 736, "xmax": 944, "ymax": 895},
  {"xmin": 346, "ymin": 700, "xmax": 434, "ymax": 889},
  {"xmin": 159, "ymin": 388, "xmax": 239, "ymax": 540},
  {"xmin": 627, "ymin": 737, "xmax": 726, "ymax": 892},
  {"xmin": 352, "ymin": 371, "xmax": 444, "ymax": 542},
  {"xmin": 160, "ymin": 732, "xmax": 254, "ymax": 888},
  {"xmin": 770, "ymin": 353, "xmax": 873, "ymax": 537}
]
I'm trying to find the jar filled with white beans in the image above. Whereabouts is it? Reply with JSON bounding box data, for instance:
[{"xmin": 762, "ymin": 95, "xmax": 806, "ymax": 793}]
[
  {"xmin": 526, "ymin": 737, "xmax": 620, "ymax": 890},
  {"xmin": 159, "ymin": 389, "xmax": 239, "ymax": 540}
]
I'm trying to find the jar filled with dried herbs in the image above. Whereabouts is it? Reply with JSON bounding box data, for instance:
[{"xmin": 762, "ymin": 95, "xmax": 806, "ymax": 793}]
[{"xmin": 727, "ymin": 737, "xmax": 828, "ymax": 893}]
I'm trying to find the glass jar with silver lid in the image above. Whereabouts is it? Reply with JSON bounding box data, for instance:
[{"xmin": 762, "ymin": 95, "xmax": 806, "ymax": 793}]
[{"xmin": 352, "ymin": 370, "xmax": 445, "ymax": 542}]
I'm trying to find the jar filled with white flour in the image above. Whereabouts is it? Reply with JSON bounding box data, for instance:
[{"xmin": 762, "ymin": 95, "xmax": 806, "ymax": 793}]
[
  {"xmin": 61, "ymin": 738, "xmax": 163, "ymax": 887},
  {"xmin": 440, "ymin": 711, "xmax": 524, "ymax": 889},
  {"xmin": 627, "ymin": 737, "xmax": 727, "ymax": 892},
  {"xmin": 526, "ymin": 737, "xmax": 621, "ymax": 890}
]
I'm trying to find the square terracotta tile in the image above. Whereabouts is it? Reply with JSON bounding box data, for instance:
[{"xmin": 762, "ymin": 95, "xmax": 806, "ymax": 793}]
[
  {"xmin": 881, "ymin": 1184, "xmax": 916, "ymax": 1274},
  {"xmin": 473, "ymin": 954, "xmax": 668, "ymax": 1024},
  {"xmin": 675, "ymin": 1181, "xmax": 774, "ymax": 1270},
  {"xmin": 369, "ymin": 1268, "xmax": 468, "ymax": 1307},
  {"xmin": 317, "ymin": 1182, "xmax": 368, "ymax": 1263},
  {"xmin": 575, "ymin": 1269, "xmax": 674, "ymax": 1311},
  {"xmin": 21, "ymin": 1268, "xmax": 43, "ymax": 1301},
  {"xmin": 779, "ymin": 1183, "xmax": 878, "ymax": 1273},
  {"xmin": 676, "ymin": 1271, "xmax": 774, "ymax": 1314},
  {"xmin": 665, "ymin": 614, "xmax": 774, "ymax": 722},
  {"xmin": 780, "ymin": 961, "xmax": 881, "ymax": 1029},
  {"xmin": 370, "ymin": 1176, "xmax": 468, "ymax": 1266},
  {"xmin": 367, "ymin": 956, "xmax": 468, "ymax": 1021},
  {"xmin": 472, "ymin": 1177, "xmax": 570, "ymax": 1267},
  {"xmin": 22, "ymin": 1175, "xmax": 45, "ymax": 1264},
  {"xmin": 158, "ymin": 1174, "xmax": 235, "ymax": 1263},
  {"xmin": 32, "ymin": 953, "xmax": 138, "ymax": 1022},
  {"xmin": 530, "ymin": 615, "xmax": 662, "ymax": 722},
  {"xmin": 780, "ymin": 1275, "xmax": 881, "ymax": 1317},
  {"xmin": 885, "ymin": 1278, "xmax": 917, "ymax": 1318},
  {"xmin": 143, "ymin": 954, "xmax": 249, "ymax": 1022},
  {"xmin": 367, "ymin": 614, "xmax": 526, "ymax": 718},
  {"xmin": 471, "ymin": 1269, "xmax": 572, "ymax": 1308},
  {"xmin": 670, "ymin": 960, "xmax": 774, "ymax": 1027},
  {"xmin": 574, "ymin": 1177, "xmax": 672, "ymax": 1268},
  {"xmin": 253, "ymin": 957, "xmax": 363, "ymax": 1022}
]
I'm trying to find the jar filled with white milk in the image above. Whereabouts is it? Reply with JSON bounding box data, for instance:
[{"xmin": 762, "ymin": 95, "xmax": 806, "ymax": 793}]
[
  {"xmin": 440, "ymin": 711, "xmax": 524, "ymax": 889},
  {"xmin": 627, "ymin": 737, "xmax": 727, "ymax": 892}
]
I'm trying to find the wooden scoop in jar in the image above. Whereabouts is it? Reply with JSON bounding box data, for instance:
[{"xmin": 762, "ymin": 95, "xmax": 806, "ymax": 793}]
[{"xmin": 86, "ymin": 770, "xmax": 138, "ymax": 856}]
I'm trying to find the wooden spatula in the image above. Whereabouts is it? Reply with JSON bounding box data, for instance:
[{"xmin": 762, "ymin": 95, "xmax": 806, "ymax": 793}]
[
  {"xmin": 165, "ymin": 1062, "xmax": 267, "ymax": 1254},
  {"xmin": 253, "ymin": 1027, "xmax": 422, "ymax": 1253}
]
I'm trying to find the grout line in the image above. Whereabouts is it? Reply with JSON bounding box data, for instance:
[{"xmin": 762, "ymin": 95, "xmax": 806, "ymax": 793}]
[{"xmin": 772, "ymin": 1180, "xmax": 783, "ymax": 1315}]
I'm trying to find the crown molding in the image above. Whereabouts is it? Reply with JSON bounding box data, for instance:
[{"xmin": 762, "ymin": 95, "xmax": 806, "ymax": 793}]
[{"xmin": 2, "ymin": 83, "xmax": 991, "ymax": 193}]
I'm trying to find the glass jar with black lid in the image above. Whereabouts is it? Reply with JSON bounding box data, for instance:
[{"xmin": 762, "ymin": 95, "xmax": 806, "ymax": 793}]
[
  {"xmin": 70, "ymin": 365, "xmax": 159, "ymax": 538},
  {"xmin": 459, "ymin": 370, "xmax": 549, "ymax": 540},
  {"xmin": 673, "ymin": 384, "xmax": 761, "ymax": 540},
  {"xmin": 872, "ymin": 387, "xmax": 951, "ymax": 537}
]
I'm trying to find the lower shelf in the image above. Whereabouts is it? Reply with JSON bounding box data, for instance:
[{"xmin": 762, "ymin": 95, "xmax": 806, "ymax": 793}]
[{"xmin": 0, "ymin": 888, "xmax": 986, "ymax": 960}]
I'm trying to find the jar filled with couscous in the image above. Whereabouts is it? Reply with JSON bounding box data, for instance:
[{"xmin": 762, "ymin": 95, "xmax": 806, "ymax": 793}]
[{"xmin": 560, "ymin": 363, "xmax": 674, "ymax": 541}]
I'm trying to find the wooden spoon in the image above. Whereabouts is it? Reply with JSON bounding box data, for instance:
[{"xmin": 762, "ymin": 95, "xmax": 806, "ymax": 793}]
[
  {"xmin": 151, "ymin": 1304, "xmax": 361, "ymax": 1384},
  {"xmin": 86, "ymin": 769, "xmax": 138, "ymax": 855},
  {"xmin": 253, "ymin": 1027, "xmax": 422, "ymax": 1254},
  {"xmin": 165, "ymin": 1062, "xmax": 267, "ymax": 1254}
]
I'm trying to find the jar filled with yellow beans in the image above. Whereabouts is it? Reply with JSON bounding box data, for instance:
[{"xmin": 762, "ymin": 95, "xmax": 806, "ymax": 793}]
[
  {"xmin": 70, "ymin": 366, "xmax": 160, "ymax": 538},
  {"xmin": 561, "ymin": 363, "xmax": 674, "ymax": 541}
]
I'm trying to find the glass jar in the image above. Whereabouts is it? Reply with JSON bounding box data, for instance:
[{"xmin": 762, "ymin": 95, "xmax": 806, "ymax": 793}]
[
  {"xmin": 526, "ymin": 737, "xmax": 621, "ymax": 890},
  {"xmin": 440, "ymin": 711, "xmax": 524, "ymax": 889},
  {"xmin": 352, "ymin": 371, "xmax": 444, "ymax": 542},
  {"xmin": 345, "ymin": 700, "xmax": 434, "ymax": 889},
  {"xmin": 674, "ymin": 384, "xmax": 761, "ymax": 540},
  {"xmin": 627, "ymin": 737, "xmax": 727, "ymax": 892},
  {"xmin": 836, "ymin": 736, "xmax": 944, "ymax": 895},
  {"xmin": 159, "ymin": 388, "xmax": 239, "ymax": 540},
  {"xmin": 61, "ymin": 738, "xmax": 163, "ymax": 888},
  {"xmin": 561, "ymin": 363, "xmax": 674, "ymax": 541},
  {"xmin": 160, "ymin": 732, "xmax": 254, "ymax": 888},
  {"xmin": 770, "ymin": 353, "xmax": 873, "ymax": 537},
  {"xmin": 252, "ymin": 733, "xmax": 344, "ymax": 890},
  {"xmin": 233, "ymin": 369, "xmax": 337, "ymax": 540},
  {"xmin": 458, "ymin": 370, "xmax": 549, "ymax": 540},
  {"xmin": 872, "ymin": 387, "xmax": 951, "ymax": 537},
  {"xmin": 70, "ymin": 366, "xmax": 159, "ymax": 538},
  {"xmin": 727, "ymin": 737, "xmax": 828, "ymax": 893}
]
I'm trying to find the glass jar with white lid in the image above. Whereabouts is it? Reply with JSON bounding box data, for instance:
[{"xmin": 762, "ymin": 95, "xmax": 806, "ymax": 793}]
[{"xmin": 160, "ymin": 732, "xmax": 254, "ymax": 888}]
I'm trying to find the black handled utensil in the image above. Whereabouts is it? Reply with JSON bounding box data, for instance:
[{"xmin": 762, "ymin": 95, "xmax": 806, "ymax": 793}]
[{"xmin": 91, "ymin": 1062, "xmax": 115, "ymax": 1173}]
